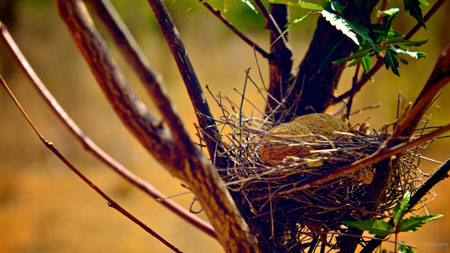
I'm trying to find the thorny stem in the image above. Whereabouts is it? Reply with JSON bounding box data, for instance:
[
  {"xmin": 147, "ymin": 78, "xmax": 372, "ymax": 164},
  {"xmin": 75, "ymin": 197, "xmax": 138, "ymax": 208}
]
[
  {"xmin": 0, "ymin": 20, "xmax": 216, "ymax": 239},
  {"xmin": 0, "ymin": 76, "xmax": 182, "ymax": 253},
  {"xmin": 199, "ymin": 0, "xmax": 270, "ymax": 59},
  {"xmin": 333, "ymin": 0, "xmax": 446, "ymax": 104}
]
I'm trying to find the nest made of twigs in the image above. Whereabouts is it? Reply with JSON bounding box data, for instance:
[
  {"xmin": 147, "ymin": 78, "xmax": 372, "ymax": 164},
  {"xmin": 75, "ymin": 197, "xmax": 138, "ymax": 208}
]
[{"xmin": 200, "ymin": 90, "xmax": 425, "ymax": 249}]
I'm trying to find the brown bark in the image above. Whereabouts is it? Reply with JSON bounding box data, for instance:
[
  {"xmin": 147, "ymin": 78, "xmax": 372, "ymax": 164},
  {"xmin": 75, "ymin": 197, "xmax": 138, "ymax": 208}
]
[
  {"xmin": 266, "ymin": 3, "xmax": 293, "ymax": 124},
  {"xmin": 55, "ymin": 0, "xmax": 258, "ymax": 251}
]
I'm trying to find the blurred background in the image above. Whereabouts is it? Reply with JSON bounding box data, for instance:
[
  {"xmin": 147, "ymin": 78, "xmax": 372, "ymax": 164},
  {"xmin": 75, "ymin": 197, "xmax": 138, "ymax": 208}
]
[{"xmin": 0, "ymin": 0, "xmax": 449, "ymax": 252}]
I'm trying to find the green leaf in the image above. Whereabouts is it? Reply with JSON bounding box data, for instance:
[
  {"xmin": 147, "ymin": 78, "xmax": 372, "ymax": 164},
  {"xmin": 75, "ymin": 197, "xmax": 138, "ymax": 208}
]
[
  {"xmin": 361, "ymin": 54, "xmax": 371, "ymax": 72},
  {"xmin": 403, "ymin": 0, "xmax": 426, "ymax": 28},
  {"xmin": 333, "ymin": 47, "xmax": 372, "ymax": 64},
  {"xmin": 343, "ymin": 220, "xmax": 394, "ymax": 237},
  {"xmin": 383, "ymin": 38, "xmax": 428, "ymax": 47},
  {"xmin": 398, "ymin": 242, "xmax": 416, "ymax": 253},
  {"xmin": 321, "ymin": 10, "xmax": 359, "ymax": 45},
  {"xmin": 298, "ymin": 0, "xmax": 324, "ymax": 10},
  {"xmin": 393, "ymin": 191, "xmax": 411, "ymax": 225},
  {"xmin": 269, "ymin": 0, "xmax": 324, "ymax": 10},
  {"xmin": 240, "ymin": 0, "xmax": 258, "ymax": 13},
  {"xmin": 389, "ymin": 46, "xmax": 427, "ymax": 59},
  {"xmin": 385, "ymin": 49, "xmax": 400, "ymax": 76},
  {"xmin": 377, "ymin": 7, "xmax": 400, "ymax": 18},
  {"xmin": 418, "ymin": 0, "xmax": 429, "ymax": 6},
  {"xmin": 398, "ymin": 214, "xmax": 443, "ymax": 232},
  {"xmin": 289, "ymin": 11, "xmax": 314, "ymax": 26},
  {"xmin": 380, "ymin": 8, "xmax": 399, "ymax": 41},
  {"xmin": 346, "ymin": 20, "xmax": 379, "ymax": 51}
]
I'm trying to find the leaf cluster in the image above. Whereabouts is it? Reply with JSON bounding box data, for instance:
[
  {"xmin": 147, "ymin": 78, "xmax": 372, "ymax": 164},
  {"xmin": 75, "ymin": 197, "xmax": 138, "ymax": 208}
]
[
  {"xmin": 344, "ymin": 191, "xmax": 442, "ymax": 252},
  {"xmin": 265, "ymin": 0, "xmax": 430, "ymax": 76}
]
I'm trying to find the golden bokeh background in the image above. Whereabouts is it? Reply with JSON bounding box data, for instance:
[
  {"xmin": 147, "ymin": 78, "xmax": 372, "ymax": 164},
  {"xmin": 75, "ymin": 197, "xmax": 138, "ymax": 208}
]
[{"xmin": 0, "ymin": 1, "xmax": 449, "ymax": 252}]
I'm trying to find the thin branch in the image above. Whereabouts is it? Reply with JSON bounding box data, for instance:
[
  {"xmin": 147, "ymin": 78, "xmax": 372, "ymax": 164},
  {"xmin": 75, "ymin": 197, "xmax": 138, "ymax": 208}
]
[
  {"xmin": 386, "ymin": 44, "xmax": 450, "ymax": 145},
  {"xmin": 265, "ymin": 2, "xmax": 293, "ymax": 122},
  {"xmin": 345, "ymin": 62, "xmax": 361, "ymax": 119},
  {"xmin": 56, "ymin": 0, "xmax": 178, "ymax": 169},
  {"xmin": 56, "ymin": 1, "xmax": 257, "ymax": 251},
  {"xmin": 199, "ymin": 0, "xmax": 270, "ymax": 59},
  {"xmin": 362, "ymin": 158, "xmax": 450, "ymax": 253},
  {"xmin": 252, "ymin": 0, "xmax": 283, "ymax": 38},
  {"xmin": 333, "ymin": 0, "xmax": 446, "ymax": 104},
  {"xmin": 146, "ymin": 0, "xmax": 228, "ymax": 168},
  {"xmin": 0, "ymin": 75, "xmax": 181, "ymax": 253},
  {"xmin": 0, "ymin": 20, "xmax": 215, "ymax": 239}
]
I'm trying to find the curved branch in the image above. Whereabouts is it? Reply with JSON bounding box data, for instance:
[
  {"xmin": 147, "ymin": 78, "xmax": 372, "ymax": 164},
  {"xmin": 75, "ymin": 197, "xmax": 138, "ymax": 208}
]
[
  {"xmin": 252, "ymin": 0, "xmax": 284, "ymax": 38},
  {"xmin": 199, "ymin": 0, "xmax": 270, "ymax": 59},
  {"xmin": 56, "ymin": 0, "xmax": 177, "ymax": 169},
  {"xmin": 0, "ymin": 76, "xmax": 182, "ymax": 253},
  {"xmin": 146, "ymin": 0, "xmax": 228, "ymax": 169},
  {"xmin": 56, "ymin": 1, "xmax": 258, "ymax": 251},
  {"xmin": 0, "ymin": 20, "xmax": 215, "ymax": 238}
]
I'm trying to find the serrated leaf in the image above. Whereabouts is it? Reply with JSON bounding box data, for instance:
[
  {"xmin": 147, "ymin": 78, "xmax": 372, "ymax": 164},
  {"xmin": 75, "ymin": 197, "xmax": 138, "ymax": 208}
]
[
  {"xmin": 240, "ymin": 0, "xmax": 258, "ymax": 13},
  {"xmin": 403, "ymin": 0, "xmax": 426, "ymax": 28},
  {"xmin": 380, "ymin": 8, "xmax": 399, "ymax": 41},
  {"xmin": 333, "ymin": 47, "xmax": 372, "ymax": 64},
  {"xmin": 346, "ymin": 20, "xmax": 379, "ymax": 51},
  {"xmin": 383, "ymin": 38, "xmax": 428, "ymax": 47},
  {"xmin": 398, "ymin": 214, "xmax": 443, "ymax": 232},
  {"xmin": 344, "ymin": 220, "xmax": 394, "ymax": 237},
  {"xmin": 393, "ymin": 191, "xmax": 411, "ymax": 225},
  {"xmin": 385, "ymin": 49, "xmax": 400, "ymax": 76},
  {"xmin": 321, "ymin": 10, "xmax": 359, "ymax": 45},
  {"xmin": 389, "ymin": 46, "xmax": 427, "ymax": 59}
]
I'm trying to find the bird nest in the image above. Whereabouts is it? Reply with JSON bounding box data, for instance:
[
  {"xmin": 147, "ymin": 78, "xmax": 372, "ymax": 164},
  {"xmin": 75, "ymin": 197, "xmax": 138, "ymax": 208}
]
[{"xmin": 201, "ymin": 91, "xmax": 426, "ymax": 249}]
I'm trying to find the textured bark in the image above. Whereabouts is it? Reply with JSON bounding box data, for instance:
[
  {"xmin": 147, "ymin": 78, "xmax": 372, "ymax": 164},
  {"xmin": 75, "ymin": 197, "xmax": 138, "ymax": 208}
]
[
  {"xmin": 56, "ymin": 0, "xmax": 258, "ymax": 251},
  {"xmin": 0, "ymin": 20, "xmax": 215, "ymax": 238},
  {"xmin": 290, "ymin": 17, "xmax": 356, "ymax": 117},
  {"xmin": 147, "ymin": 0, "xmax": 229, "ymax": 169},
  {"xmin": 266, "ymin": 3, "xmax": 293, "ymax": 124}
]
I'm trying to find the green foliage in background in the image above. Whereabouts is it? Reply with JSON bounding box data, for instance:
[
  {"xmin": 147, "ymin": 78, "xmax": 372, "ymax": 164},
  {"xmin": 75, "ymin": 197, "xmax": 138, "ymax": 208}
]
[{"xmin": 263, "ymin": 0, "xmax": 430, "ymax": 76}]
